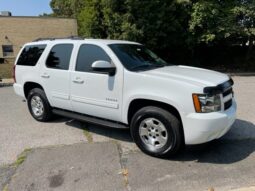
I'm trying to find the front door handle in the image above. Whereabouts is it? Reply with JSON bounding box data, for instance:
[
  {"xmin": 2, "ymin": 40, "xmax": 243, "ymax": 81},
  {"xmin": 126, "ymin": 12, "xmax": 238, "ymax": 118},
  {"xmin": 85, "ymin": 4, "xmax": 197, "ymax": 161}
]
[
  {"xmin": 41, "ymin": 73, "xmax": 50, "ymax": 78},
  {"xmin": 73, "ymin": 78, "xmax": 84, "ymax": 84}
]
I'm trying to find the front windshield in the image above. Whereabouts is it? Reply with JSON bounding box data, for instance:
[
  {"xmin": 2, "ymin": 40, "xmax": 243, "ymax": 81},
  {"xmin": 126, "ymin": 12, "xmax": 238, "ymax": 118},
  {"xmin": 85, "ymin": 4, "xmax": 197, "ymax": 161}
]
[{"xmin": 109, "ymin": 44, "xmax": 168, "ymax": 71}]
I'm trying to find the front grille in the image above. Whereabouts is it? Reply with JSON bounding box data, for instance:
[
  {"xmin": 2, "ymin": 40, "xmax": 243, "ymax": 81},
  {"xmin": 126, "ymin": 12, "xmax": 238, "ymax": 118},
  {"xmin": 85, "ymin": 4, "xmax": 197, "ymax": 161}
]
[
  {"xmin": 224, "ymin": 99, "xmax": 232, "ymax": 110},
  {"xmin": 223, "ymin": 87, "xmax": 233, "ymax": 110},
  {"xmin": 223, "ymin": 87, "xmax": 232, "ymax": 97}
]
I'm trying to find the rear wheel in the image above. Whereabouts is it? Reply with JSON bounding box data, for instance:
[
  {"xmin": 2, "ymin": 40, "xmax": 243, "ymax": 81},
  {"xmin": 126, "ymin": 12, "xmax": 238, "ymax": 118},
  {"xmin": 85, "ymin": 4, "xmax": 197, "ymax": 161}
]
[
  {"xmin": 27, "ymin": 88, "xmax": 53, "ymax": 122},
  {"xmin": 130, "ymin": 106, "xmax": 183, "ymax": 157}
]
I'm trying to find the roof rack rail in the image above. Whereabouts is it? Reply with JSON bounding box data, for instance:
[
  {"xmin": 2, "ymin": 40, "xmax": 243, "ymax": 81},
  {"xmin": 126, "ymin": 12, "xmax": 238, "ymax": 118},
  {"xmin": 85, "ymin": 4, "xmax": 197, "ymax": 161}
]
[{"xmin": 33, "ymin": 36, "xmax": 83, "ymax": 42}]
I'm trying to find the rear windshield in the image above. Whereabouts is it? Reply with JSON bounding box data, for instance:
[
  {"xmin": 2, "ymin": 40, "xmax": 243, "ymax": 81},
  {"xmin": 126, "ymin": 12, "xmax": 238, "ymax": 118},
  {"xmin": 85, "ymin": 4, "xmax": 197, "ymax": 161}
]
[{"xmin": 17, "ymin": 44, "xmax": 46, "ymax": 66}]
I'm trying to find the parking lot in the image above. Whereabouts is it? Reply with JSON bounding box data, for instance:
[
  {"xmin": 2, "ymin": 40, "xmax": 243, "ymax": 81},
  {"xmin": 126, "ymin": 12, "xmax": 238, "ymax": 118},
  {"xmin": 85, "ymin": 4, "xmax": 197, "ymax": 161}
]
[{"xmin": 0, "ymin": 76, "xmax": 255, "ymax": 191}]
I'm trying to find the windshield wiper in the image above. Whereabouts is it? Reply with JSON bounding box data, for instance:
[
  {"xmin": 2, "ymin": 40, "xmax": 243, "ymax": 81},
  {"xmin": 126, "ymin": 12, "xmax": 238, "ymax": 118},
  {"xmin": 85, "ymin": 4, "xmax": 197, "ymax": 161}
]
[
  {"xmin": 131, "ymin": 64, "xmax": 153, "ymax": 70},
  {"xmin": 131, "ymin": 63, "xmax": 165, "ymax": 71},
  {"xmin": 154, "ymin": 64, "xmax": 165, "ymax": 67}
]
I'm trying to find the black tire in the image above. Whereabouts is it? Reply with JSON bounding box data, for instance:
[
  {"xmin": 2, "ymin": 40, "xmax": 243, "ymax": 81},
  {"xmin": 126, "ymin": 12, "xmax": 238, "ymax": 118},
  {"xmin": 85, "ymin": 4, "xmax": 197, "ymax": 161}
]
[
  {"xmin": 130, "ymin": 106, "xmax": 183, "ymax": 157},
  {"xmin": 27, "ymin": 88, "xmax": 53, "ymax": 122}
]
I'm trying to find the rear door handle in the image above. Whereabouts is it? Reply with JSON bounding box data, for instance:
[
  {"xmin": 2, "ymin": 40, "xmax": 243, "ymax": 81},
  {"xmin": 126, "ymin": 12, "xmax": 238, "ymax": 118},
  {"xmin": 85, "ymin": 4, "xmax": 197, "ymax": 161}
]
[{"xmin": 41, "ymin": 73, "xmax": 50, "ymax": 78}]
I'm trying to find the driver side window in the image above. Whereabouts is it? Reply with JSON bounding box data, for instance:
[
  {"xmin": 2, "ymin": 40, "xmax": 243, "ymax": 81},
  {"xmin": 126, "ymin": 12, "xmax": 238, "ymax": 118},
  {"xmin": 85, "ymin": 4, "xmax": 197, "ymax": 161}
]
[{"xmin": 76, "ymin": 44, "xmax": 111, "ymax": 72}]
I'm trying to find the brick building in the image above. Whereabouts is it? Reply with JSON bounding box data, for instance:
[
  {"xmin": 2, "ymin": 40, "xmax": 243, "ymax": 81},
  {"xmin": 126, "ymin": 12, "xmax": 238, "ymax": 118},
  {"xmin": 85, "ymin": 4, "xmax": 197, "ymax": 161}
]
[{"xmin": 0, "ymin": 14, "xmax": 78, "ymax": 63}]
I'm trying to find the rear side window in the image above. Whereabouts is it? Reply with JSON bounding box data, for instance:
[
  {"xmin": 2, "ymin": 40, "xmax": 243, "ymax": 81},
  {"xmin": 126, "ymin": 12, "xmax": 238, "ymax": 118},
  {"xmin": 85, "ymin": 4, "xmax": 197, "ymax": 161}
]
[
  {"xmin": 46, "ymin": 44, "xmax": 73, "ymax": 70},
  {"xmin": 76, "ymin": 44, "xmax": 111, "ymax": 72},
  {"xmin": 17, "ymin": 45, "xmax": 46, "ymax": 66}
]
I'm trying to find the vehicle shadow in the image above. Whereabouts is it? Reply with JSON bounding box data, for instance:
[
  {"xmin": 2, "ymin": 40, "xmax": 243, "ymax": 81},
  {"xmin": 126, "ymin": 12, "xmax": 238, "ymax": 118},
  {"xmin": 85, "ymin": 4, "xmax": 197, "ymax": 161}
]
[
  {"xmin": 46, "ymin": 116, "xmax": 72, "ymax": 124},
  {"xmin": 64, "ymin": 117, "xmax": 255, "ymax": 164},
  {"xmin": 172, "ymin": 119, "xmax": 255, "ymax": 164},
  {"xmin": 65, "ymin": 119, "xmax": 133, "ymax": 143}
]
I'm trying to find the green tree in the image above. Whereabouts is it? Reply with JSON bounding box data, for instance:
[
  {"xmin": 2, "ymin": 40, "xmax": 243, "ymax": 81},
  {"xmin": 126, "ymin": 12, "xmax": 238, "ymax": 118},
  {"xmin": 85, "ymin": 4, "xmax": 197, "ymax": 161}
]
[
  {"xmin": 189, "ymin": 1, "xmax": 230, "ymax": 44},
  {"xmin": 50, "ymin": 0, "xmax": 74, "ymax": 17},
  {"xmin": 78, "ymin": 0, "xmax": 107, "ymax": 38},
  {"xmin": 50, "ymin": 0, "xmax": 255, "ymax": 68},
  {"xmin": 123, "ymin": 0, "xmax": 191, "ymax": 49},
  {"xmin": 189, "ymin": 0, "xmax": 255, "ymax": 44},
  {"xmin": 231, "ymin": 0, "xmax": 255, "ymax": 57},
  {"xmin": 50, "ymin": 0, "xmax": 84, "ymax": 17},
  {"xmin": 50, "ymin": 0, "xmax": 191, "ymax": 47},
  {"xmin": 189, "ymin": 0, "xmax": 255, "ymax": 59}
]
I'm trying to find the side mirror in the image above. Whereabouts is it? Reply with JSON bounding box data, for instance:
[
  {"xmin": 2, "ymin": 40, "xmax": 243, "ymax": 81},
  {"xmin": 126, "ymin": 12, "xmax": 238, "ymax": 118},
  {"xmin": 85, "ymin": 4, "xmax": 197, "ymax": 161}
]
[{"xmin": 92, "ymin": 60, "xmax": 116, "ymax": 76}]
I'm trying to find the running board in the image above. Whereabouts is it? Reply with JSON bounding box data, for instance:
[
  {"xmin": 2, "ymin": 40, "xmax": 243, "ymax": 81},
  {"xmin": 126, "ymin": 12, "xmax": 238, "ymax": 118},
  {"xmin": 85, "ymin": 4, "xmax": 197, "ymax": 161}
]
[{"xmin": 52, "ymin": 109, "xmax": 129, "ymax": 129}]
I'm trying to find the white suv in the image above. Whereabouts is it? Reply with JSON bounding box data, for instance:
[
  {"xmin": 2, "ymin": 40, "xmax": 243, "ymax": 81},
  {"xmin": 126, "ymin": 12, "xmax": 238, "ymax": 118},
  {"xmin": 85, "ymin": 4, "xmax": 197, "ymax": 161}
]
[{"xmin": 13, "ymin": 37, "xmax": 236, "ymax": 157}]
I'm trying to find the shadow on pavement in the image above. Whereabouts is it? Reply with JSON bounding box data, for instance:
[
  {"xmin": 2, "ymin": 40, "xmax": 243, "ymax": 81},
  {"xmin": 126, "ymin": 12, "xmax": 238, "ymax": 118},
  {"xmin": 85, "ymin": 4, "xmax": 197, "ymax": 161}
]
[
  {"xmin": 65, "ymin": 119, "xmax": 133, "ymax": 143},
  {"xmin": 45, "ymin": 116, "xmax": 72, "ymax": 124},
  {"xmin": 59, "ymin": 116, "xmax": 255, "ymax": 164}
]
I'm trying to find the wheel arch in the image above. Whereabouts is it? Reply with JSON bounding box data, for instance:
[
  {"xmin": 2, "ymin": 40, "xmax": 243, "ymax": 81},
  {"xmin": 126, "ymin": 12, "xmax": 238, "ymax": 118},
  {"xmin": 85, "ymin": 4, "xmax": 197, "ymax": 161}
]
[
  {"xmin": 127, "ymin": 99, "xmax": 182, "ymax": 124},
  {"xmin": 23, "ymin": 82, "xmax": 44, "ymax": 99},
  {"xmin": 127, "ymin": 98, "xmax": 185, "ymax": 143}
]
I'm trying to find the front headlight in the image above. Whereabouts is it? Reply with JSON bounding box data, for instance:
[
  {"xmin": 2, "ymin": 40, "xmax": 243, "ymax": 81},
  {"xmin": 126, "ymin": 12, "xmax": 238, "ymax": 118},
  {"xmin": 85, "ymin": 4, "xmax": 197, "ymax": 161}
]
[{"xmin": 192, "ymin": 94, "xmax": 221, "ymax": 113}]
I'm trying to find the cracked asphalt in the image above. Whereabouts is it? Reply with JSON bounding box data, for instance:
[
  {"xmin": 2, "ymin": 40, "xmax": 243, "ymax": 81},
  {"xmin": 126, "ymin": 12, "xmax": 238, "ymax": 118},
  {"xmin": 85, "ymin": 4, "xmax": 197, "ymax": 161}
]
[{"xmin": 0, "ymin": 76, "xmax": 255, "ymax": 191}]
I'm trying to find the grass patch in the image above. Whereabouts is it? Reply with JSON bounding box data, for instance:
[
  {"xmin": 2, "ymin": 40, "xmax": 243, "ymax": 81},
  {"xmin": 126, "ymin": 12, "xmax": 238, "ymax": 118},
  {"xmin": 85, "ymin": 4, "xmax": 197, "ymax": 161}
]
[
  {"xmin": 81, "ymin": 123, "xmax": 93, "ymax": 143},
  {"xmin": 14, "ymin": 148, "xmax": 32, "ymax": 167},
  {"xmin": 1, "ymin": 149, "xmax": 32, "ymax": 191},
  {"xmin": 2, "ymin": 184, "xmax": 8, "ymax": 191},
  {"xmin": 83, "ymin": 129, "xmax": 93, "ymax": 143},
  {"xmin": 0, "ymin": 63, "xmax": 12, "ymax": 79}
]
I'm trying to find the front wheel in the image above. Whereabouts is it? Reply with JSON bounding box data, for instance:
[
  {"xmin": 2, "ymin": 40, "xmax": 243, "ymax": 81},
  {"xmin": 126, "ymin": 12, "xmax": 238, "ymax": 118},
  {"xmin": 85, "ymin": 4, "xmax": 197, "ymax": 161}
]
[
  {"xmin": 130, "ymin": 106, "xmax": 183, "ymax": 157},
  {"xmin": 27, "ymin": 88, "xmax": 53, "ymax": 122}
]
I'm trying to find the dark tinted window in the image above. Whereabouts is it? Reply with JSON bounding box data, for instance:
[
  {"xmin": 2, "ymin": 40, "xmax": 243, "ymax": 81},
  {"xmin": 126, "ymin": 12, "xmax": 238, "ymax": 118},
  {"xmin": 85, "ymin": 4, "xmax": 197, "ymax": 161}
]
[
  {"xmin": 109, "ymin": 44, "xmax": 167, "ymax": 71},
  {"xmin": 76, "ymin": 44, "xmax": 111, "ymax": 72},
  {"xmin": 17, "ymin": 45, "xmax": 46, "ymax": 66},
  {"xmin": 46, "ymin": 44, "xmax": 73, "ymax": 70}
]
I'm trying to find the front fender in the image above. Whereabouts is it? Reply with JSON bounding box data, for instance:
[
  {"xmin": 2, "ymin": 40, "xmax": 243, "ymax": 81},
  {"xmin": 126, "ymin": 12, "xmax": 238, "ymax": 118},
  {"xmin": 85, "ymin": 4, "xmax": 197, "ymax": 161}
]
[{"xmin": 122, "ymin": 94, "xmax": 184, "ymax": 124}]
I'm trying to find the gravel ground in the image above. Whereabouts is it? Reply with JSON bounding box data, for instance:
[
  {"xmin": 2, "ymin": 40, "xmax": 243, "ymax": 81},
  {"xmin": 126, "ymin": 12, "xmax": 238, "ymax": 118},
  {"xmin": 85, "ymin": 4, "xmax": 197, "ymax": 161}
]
[{"xmin": 0, "ymin": 87, "xmax": 86, "ymax": 165}]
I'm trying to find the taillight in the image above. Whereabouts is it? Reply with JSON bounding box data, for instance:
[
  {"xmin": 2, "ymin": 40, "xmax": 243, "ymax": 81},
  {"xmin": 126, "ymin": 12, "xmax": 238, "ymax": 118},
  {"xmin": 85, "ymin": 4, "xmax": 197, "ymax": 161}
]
[{"xmin": 12, "ymin": 65, "xmax": 16, "ymax": 83}]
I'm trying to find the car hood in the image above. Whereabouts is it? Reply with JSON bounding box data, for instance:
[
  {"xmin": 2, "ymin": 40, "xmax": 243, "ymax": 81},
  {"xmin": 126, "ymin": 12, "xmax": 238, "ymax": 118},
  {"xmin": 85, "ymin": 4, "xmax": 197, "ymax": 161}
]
[{"xmin": 141, "ymin": 65, "xmax": 230, "ymax": 87}]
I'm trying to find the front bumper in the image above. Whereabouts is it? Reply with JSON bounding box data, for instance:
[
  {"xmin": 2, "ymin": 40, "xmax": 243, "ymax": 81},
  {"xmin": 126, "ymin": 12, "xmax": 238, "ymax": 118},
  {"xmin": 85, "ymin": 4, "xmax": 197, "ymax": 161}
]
[{"xmin": 183, "ymin": 99, "xmax": 237, "ymax": 145}]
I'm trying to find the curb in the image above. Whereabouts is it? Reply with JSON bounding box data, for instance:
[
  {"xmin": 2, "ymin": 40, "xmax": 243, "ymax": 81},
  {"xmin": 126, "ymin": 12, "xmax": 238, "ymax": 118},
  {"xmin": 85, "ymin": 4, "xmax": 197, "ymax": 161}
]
[
  {"xmin": 230, "ymin": 186, "xmax": 255, "ymax": 191},
  {"xmin": 0, "ymin": 79, "xmax": 14, "ymax": 87},
  {"xmin": 0, "ymin": 82, "xmax": 13, "ymax": 87},
  {"xmin": 228, "ymin": 73, "xmax": 255, "ymax": 76}
]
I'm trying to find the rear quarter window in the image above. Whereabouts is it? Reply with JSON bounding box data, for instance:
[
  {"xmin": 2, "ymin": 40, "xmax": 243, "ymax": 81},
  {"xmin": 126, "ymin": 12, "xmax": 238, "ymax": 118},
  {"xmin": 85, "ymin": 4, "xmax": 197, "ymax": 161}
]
[
  {"xmin": 17, "ymin": 45, "xmax": 46, "ymax": 66},
  {"xmin": 46, "ymin": 44, "xmax": 73, "ymax": 70}
]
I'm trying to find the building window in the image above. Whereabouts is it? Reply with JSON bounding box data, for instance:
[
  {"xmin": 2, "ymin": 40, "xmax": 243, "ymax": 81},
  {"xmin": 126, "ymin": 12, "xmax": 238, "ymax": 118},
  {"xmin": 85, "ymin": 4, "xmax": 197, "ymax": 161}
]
[{"xmin": 2, "ymin": 45, "xmax": 14, "ymax": 57}]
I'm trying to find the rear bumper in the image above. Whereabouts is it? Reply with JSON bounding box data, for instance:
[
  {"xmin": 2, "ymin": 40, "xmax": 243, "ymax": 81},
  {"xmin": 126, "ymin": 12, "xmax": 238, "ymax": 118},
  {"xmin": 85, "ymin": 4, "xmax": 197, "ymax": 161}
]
[
  {"xmin": 183, "ymin": 99, "xmax": 237, "ymax": 145},
  {"xmin": 13, "ymin": 83, "xmax": 25, "ymax": 98}
]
